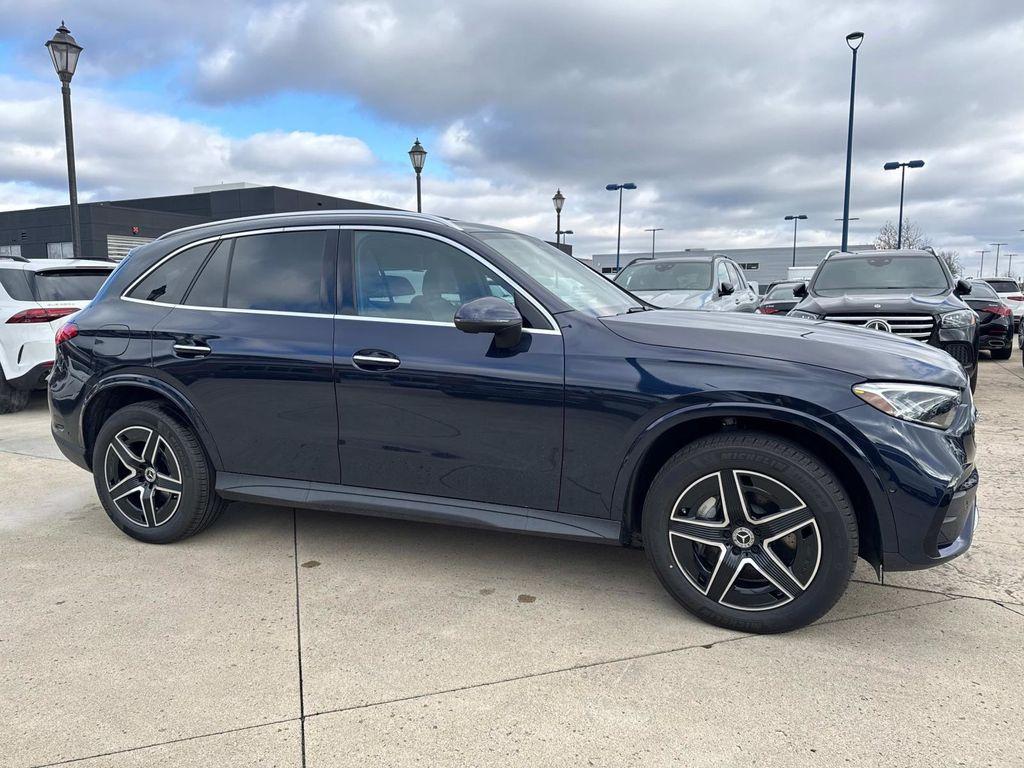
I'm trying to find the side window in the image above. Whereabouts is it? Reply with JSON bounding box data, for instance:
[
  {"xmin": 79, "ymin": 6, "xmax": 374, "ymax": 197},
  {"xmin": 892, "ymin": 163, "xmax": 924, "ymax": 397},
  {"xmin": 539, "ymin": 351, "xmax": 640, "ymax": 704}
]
[
  {"xmin": 716, "ymin": 261, "xmax": 730, "ymax": 289},
  {"xmin": 127, "ymin": 242, "xmax": 216, "ymax": 304},
  {"xmin": 0, "ymin": 269, "xmax": 34, "ymax": 301},
  {"xmin": 727, "ymin": 262, "xmax": 746, "ymax": 289},
  {"xmin": 352, "ymin": 231, "xmax": 524, "ymax": 324},
  {"xmin": 183, "ymin": 231, "xmax": 329, "ymax": 313}
]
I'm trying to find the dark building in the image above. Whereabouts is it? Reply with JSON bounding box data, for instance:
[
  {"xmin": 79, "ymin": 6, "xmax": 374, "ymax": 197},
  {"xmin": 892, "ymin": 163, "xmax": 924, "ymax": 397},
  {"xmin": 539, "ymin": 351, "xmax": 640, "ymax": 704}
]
[{"xmin": 0, "ymin": 183, "xmax": 391, "ymax": 261}]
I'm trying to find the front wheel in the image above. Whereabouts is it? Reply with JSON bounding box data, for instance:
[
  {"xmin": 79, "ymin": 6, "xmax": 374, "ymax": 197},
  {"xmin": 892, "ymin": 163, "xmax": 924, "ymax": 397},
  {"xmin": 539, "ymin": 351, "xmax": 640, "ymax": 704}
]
[
  {"xmin": 92, "ymin": 401, "xmax": 226, "ymax": 543},
  {"xmin": 643, "ymin": 432, "xmax": 857, "ymax": 633}
]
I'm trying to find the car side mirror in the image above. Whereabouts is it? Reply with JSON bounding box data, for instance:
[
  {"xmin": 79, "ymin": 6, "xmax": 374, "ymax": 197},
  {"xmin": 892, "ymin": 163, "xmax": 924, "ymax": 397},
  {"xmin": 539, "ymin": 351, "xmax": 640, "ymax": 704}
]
[
  {"xmin": 792, "ymin": 282, "xmax": 808, "ymax": 298},
  {"xmin": 454, "ymin": 296, "xmax": 523, "ymax": 349},
  {"xmin": 719, "ymin": 281, "xmax": 735, "ymax": 296},
  {"xmin": 955, "ymin": 278, "xmax": 972, "ymax": 296}
]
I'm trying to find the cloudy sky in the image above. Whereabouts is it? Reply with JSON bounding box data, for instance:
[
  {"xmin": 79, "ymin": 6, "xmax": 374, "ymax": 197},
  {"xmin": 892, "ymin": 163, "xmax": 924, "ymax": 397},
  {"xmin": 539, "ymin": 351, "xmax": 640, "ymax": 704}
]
[{"xmin": 1, "ymin": 1, "xmax": 1023, "ymax": 275}]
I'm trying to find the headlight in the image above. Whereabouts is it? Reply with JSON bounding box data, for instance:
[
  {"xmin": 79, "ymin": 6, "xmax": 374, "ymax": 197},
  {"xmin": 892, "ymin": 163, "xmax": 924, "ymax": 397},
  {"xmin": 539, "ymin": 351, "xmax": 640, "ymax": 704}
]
[
  {"xmin": 788, "ymin": 310, "xmax": 821, "ymax": 320},
  {"xmin": 852, "ymin": 382, "xmax": 961, "ymax": 429},
  {"xmin": 940, "ymin": 309, "xmax": 977, "ymax": 328}
]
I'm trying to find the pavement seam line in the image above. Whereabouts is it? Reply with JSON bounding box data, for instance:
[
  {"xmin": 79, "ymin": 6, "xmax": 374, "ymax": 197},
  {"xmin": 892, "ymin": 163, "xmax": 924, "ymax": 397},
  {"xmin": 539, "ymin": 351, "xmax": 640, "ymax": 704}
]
[
  {"xmin": 996, "ymin": 601, "xmax": 1024, "ymax": 618},
  {"xmin": 25, "ymin": 717, "xmax": 301, "ymax": 768},
  {"xmin": 305, "ymin": 594, "xmax": 957, "ymax": 721},
  {"xmin": 0, "ymin": 448, "xmax": 68, "ymax": 463},
  {"xmin": 850, "ymin": 576, "xmax": 1024, "ymax": 607},
  {"xmin": 293, "ymin": 508, "xmax": 308, "ymax": 768}
]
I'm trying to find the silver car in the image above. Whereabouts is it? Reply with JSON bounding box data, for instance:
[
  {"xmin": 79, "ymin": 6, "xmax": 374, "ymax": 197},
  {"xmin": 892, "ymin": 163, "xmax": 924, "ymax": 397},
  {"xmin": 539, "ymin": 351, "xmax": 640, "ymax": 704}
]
[{"xmin": 613, "ymin": 255, "xmax": 759, "ymax": 312}]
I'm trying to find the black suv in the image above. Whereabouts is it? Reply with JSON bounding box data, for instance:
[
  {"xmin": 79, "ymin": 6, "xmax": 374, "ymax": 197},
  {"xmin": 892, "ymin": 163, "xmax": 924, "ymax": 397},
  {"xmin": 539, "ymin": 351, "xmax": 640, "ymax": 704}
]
[
  {"xmin": 790, "ymin": 249, "xmax": 980, "ymax": 390},
  {"xmin": 49, "ymin": 212, "xmax": 979, "ymax": 633}
]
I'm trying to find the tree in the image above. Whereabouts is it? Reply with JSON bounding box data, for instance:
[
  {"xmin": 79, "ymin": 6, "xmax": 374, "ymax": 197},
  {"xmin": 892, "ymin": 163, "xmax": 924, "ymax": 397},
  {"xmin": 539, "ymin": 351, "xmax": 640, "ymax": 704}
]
[
  {"xmin": 936, "ymin": 249, "xmax": 963, "ymax": 277},
  {"xmin": 875, "ymin": 219, "xmax": 930, "ymax": 250}
]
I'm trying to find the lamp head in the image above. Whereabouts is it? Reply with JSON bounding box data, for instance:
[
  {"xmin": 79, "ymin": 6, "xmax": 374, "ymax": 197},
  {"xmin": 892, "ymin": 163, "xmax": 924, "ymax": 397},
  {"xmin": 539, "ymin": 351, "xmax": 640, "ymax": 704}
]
[{"xmin": 846, "ymin": 31, "xmax": 864, "ymax": 50}]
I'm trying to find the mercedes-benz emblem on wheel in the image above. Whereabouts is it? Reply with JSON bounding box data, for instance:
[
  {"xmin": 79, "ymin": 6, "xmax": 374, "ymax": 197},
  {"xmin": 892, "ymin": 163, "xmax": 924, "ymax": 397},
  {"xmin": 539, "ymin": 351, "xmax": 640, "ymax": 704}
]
[
  {"xmin": 731, "ymin": 526, "xmax": 755, "ymax": 549},
  {"xmin": 864, "ymin": 318, "xmax": 892, "ymax": 333}
]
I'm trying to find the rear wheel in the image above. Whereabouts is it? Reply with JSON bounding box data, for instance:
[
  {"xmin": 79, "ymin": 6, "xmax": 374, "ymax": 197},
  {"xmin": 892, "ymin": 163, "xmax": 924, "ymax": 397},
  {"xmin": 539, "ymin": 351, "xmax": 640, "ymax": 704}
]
[
  {"xmin": 0, "ymin": 372, "xmax": 31, "ymax": 414},
  {"xmin": 643, "ymin": 431, "xmax": 857, "ymax": 633},
  {"xmin": 92, "ymin": 401, "xmax": 225, "ymax": 543},
  {"xmin": 991, "ymin": 346, "xmax": 1012, "ymax": 360}
]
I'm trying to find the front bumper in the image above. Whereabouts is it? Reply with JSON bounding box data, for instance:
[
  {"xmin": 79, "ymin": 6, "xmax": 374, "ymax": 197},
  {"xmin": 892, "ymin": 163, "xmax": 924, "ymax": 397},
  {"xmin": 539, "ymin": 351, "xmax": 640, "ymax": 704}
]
[{"xmin": 832, "ymin": 397, "xmax": 978, "ymax": 572}]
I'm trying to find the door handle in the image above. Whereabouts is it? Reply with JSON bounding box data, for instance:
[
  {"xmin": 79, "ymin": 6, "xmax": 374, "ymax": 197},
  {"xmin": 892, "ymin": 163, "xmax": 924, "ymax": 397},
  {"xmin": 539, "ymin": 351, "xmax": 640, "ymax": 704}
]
[
  {"xmin": 352, "ymin": 349, "xmax": 401, "ymax": 371},
  {"xmin": 173, "ymin": 342, "xmax": 212, "ymax": 357}
]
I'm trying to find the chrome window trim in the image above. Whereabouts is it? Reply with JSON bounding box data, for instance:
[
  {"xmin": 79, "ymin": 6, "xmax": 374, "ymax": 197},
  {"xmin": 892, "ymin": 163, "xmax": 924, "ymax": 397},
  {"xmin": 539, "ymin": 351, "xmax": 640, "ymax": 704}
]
[
  {"xmin": 119, "ymin": 225, "xmax": 562, "ymax": 335},
  {"xmin": 154, "ymin": 210, "xmax": 463, "ymax": 241}
]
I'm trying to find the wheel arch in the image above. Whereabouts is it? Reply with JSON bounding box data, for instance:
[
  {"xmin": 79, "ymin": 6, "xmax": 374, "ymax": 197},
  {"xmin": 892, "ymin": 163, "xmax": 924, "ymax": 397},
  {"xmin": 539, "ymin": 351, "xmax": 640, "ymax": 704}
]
[
  {"xmin": 81, "ymin": 374, "xmax": 223, "ymax": 471},
  {"xmin": 614, "ymin": 404, "xmax": 893, "ymax": 569}
]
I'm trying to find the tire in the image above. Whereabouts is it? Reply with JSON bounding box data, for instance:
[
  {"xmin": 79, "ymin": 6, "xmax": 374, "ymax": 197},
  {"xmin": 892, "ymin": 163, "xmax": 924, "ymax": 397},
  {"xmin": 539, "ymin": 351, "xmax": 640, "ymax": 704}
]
[
  {"xmin": 0, "ymin": 372, "xmax": 31, "ymax": 415},
  {"xmin": 92, "ymin": 401, "xmax": 226, "ymax": 543},
  {"xmin": 969, "ymin": 366, "xmax": 978, "ymax": 392},
  {"xmin": 991, "ymin": 346, "xmax": 1012, "ymax": 360},
  {"xmin": 642, "ymin": 431, "xmax": 857, "ymax": 634}
]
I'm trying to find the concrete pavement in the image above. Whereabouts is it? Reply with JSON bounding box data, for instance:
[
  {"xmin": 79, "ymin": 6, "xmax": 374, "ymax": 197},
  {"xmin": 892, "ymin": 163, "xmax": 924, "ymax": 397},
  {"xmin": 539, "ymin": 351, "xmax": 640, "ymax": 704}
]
[{"xmin": 2, "ymin": 353, "xmax": 1022, "ymax": 767}]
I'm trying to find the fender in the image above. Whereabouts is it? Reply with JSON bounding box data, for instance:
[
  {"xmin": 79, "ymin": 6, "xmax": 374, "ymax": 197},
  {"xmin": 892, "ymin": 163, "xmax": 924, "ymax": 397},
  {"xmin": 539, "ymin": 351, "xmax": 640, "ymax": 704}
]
[
  {"xmin": 81, "ymin": 371, "xmax": 225, "ymax": 470},
  {"xmin": 610, "ymin": 401, "xmax": 897, "ymax": 549}
]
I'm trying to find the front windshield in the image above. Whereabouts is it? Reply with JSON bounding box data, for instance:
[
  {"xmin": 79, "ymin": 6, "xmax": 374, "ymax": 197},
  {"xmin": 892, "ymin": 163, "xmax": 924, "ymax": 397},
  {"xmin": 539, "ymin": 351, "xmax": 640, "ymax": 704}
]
[
  {"xmin": 615, "ymin": 261, "xmax": 712, "ymax": 292},
  {"xmin": 765, "ymin": 282, "xmax": 799, "ymax": 300},
  {"xmin": 812, "ymin": 254, "xmax": 950, "ymax": 296},
  {"xmin": 472, "ymin": 231, "xmax": 640, "ymax": 317}
]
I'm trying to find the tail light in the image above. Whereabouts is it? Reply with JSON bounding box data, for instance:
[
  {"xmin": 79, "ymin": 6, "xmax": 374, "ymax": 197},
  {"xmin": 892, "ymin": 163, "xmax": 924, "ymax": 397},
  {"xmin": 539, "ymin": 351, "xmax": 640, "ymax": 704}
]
[
  {"xmin": 6, "ymin": 307, "xmax": 78, "ymax": 324},
  {"xmin": 55, "ymin": 322, "xmax": 79, "ymax": 346},
  {"xmin": 757, "ymin": 305, "xmax": 781, "ymax": 314},
  {"xmin": 1008, "ymin": 295, "xmax": 1024, "ymax": 302},
  {"xmin": 982, "ymin": 305, "xmax": 1012, "ymax": 317}
]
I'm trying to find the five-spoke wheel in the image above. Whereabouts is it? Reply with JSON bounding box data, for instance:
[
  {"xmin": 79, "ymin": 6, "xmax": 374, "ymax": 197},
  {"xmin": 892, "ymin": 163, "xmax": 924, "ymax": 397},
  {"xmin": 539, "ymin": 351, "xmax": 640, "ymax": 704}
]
[
  {"xmin": 104, "ymin": 426, "xmax": 184, "ymax": 528},
  {"xmin": 644, "ymin": 431, "xmax": 858, "ymax": 633}
]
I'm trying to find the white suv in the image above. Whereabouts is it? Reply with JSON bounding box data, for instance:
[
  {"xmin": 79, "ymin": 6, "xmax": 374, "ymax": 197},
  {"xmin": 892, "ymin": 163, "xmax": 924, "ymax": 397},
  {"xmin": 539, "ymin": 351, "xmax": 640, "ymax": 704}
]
[{"xmin": 0, "ymin": 256, "xmax": 115, "ymax": 413}]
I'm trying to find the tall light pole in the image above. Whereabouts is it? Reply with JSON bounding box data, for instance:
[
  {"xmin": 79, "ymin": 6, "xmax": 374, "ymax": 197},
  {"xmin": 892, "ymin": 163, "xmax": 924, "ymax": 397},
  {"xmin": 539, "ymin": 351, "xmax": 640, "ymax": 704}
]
[
  {"xmin": 606, "ymin": 182, "xmax": 637, "ymax": 271},
  {"xmin": 840, "ymin": 31, "xmax": 864, "ymax": 253},
  {"xmin": 644, "ymin": 227, "xmax": 663, "ymax": 259},
  {"xmin": 552, "ymin": 189, "xmax": 565, "ymax": 243},
  {"xmin": 1007, "ymin": 253, "xmax": 1015, "ymax": 278},
  {"xmin": 990, "ymin": 242, "xmax": 1007, "ymax": 276},
  {"xmin": 408, "ymin": 139, "xmax": 427, "ymax": 213},
  {"xmin": 883, "ymin": 160, "xmax": 925, "ymax": 248},
  {"xmin": 977, "ymin": 250, "xmax": 989, "ymax": 277},
  {"xmin": 784, "ymin": 214, "xmax": 808, "ymax": 267},
  {"xmin": 45, "ymin": 22, "xmax": 84, "ymax": 259}
]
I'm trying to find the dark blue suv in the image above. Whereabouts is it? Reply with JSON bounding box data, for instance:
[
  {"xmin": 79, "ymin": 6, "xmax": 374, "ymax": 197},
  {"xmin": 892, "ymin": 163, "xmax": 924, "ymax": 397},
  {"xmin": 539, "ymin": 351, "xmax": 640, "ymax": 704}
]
[{"xmin": 49, "ymin": 211, "xmax": 979, "ymax": 633}]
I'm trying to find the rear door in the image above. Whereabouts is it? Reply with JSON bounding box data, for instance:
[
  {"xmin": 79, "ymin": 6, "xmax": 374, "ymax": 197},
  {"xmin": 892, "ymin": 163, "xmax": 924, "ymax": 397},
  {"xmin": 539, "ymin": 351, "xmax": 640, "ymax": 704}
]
[
  {"xmin": 333, "ymin": 228, "xmax": 564, "ymax": 511},
  {"xmin": 149, "ymin": 228, "xmax": 340, "ymax": 483}
]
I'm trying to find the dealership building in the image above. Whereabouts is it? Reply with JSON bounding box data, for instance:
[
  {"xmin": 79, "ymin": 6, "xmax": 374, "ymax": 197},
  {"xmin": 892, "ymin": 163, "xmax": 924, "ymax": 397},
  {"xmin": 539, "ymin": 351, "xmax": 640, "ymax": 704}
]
[
  {"xmin": 585, "ymin": 244, "xmax": 875, "ymax": 289},
  {"xmin": 0, "ymin": 183, "xmax": 391, "ymax": 262}
]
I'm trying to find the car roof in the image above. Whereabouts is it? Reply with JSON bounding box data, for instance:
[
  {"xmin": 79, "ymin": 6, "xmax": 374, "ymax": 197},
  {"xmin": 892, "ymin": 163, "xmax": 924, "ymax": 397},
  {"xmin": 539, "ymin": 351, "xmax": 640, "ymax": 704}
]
[
  {"xmin": 623, "ymin": 254, "xmax": 722, "ymax": 265},
  {"xmin": 0, "ymin": 258, "xmax": 115, "ymax": 272},
  {"xmin": 836, "ymin": 248, "xmax": 936, "ymax": 260}
]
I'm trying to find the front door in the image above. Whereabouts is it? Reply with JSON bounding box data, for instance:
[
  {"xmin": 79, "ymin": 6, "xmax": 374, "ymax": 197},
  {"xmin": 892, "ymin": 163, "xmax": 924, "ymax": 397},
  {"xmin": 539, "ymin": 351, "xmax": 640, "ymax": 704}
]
[
  {"xmin": 150, "ymin": 229, "xmax": 340, "ymax": 483},
  {"xmin": 334, "ymin": 229, "xmax": 564, "ymax": 510}
]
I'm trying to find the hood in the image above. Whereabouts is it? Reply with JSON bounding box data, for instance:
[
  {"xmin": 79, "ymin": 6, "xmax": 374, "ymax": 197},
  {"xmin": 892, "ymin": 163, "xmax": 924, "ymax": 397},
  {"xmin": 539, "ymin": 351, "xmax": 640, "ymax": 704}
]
[
  {"xmin": 630, "ymin": 289, "xmax": 711, "ymax": 309},
  {"xmin": 602, "ymin": 309, "xmax": 967, "ymax": 388},
  {"xmin": 797, "ymin": 290, "xmax": 967, "ymax": 316}
]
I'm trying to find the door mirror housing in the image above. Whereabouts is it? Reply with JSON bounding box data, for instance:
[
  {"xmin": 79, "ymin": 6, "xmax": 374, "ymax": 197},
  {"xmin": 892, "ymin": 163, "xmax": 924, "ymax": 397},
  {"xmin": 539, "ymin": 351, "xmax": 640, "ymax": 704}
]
[
  {"xmin": 455, "ymin": 296, "xmax": 523, "ymax": 349},
  {"xmin": 792, "ymin": 282, "xmax": 808, "ymax": 298},
  {"xmin": 955, "ymin": 278, "xmax": 972, "ymax": 296},
  {"xmin": 718, "ymin": 281, "xmax": 735, "ymax": 297}
]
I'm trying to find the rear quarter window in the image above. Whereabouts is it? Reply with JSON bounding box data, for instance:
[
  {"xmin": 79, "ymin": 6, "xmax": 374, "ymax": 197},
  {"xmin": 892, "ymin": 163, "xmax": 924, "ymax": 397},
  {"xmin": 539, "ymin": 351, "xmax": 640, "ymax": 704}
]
[
  {"xmin": 127, "ymin": 242, "xmax": 217, "ymax": 304},
  {"xmin": 0, "ymin": 269, "xmax": 34, "ymax": 301}
]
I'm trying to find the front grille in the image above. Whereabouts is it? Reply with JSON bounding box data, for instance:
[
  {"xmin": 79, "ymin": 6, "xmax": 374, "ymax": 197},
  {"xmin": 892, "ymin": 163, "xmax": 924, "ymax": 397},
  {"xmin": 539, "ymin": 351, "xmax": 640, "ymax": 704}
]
[
  {"xmin": 943, "ymin": 341, "xmax": 976, "ymax": 366},
  {"xmin": 823, "ymin": 313, "xmax": 935, "ymax": 340}
]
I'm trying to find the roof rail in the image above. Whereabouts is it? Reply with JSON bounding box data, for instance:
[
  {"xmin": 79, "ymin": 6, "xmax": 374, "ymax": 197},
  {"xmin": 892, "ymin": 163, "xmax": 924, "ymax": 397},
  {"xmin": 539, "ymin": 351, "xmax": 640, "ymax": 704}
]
[
  {"xmin": 922, "ymin": 245, "xmax": 937, "ymax": 255},
  {"xmin": 0, "ymin": 252, "xmax": 30, "ymax": 263},
  {"xmin": 155, "ymin": 209, "xmax": 463, "ymax": 241},
  {"xmin": 824, "ymin": 249, "xmax": 842, "ymax": 258}
]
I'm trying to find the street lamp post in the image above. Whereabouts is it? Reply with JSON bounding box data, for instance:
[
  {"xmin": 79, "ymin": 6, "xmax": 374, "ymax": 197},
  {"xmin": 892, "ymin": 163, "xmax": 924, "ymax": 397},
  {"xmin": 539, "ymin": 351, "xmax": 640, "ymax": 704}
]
[
  {"xmin": 408, "ymin": 139, "xmax": 427, "ymax": 213},
  {"xmin": 977, "ymin": 250, "xmax": 989, "ymax": 277},
  {"xmin": 606, "ymin": 182, "xmax": 637, "ymax": 271},
  {"xmin": 644, "ymin": 227, "xmax": 663, "ymax": 259},
  {"xmin": 45, "ymin": 22, "xmax": 84, "ymax": 259},
  {"xmin": 784, "ymin": 215, "xmax": 808, "ymax": 267},
  {"xmin": 840, "ymin": 31, "xmax": 864, "ymax": 253},
  {"xmin": 990, "ymin": 243, "xmax": 1007, "ymax": 276},
  {"xmin": 556, "ymin": 229, "xmax": 574, "ymax": 243},
  {"xmin": 883, "ymin": 160, "xmax": 925, "ymax": 248},
  {"xmin": 552, "ymin": 189, "xmax": 565, "ymax": 243}
]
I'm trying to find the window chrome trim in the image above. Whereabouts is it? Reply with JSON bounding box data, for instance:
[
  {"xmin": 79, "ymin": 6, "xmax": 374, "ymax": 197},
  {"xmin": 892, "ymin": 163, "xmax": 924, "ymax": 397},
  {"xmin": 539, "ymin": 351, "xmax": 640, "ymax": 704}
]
[
  {"xmin": 119, "ymin": 225, "xmax": 562, "ymax": 335},
  {"xmin": 154, "ymin": 210, "xmax": 463, "ymax": 241}
]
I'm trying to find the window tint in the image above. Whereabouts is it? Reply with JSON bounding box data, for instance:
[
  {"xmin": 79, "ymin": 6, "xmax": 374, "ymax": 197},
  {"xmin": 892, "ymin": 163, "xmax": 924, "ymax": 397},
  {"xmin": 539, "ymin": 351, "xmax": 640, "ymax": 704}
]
[
  {"xmin": 33, "ymin": 270, "xmax": 113, "ymax": 301},
  {"xmin": 0, "ymin": 269, "xmax": 34, "ymax": 301},
  {"xmin": 985, "ymin": 279, "xmax": 1019, "ymax": 293},
  {"xmin": 353, "ymin": 231, "xmax": 524, "ymax": 324},
  {"xmin": 184, "ymin": 242, "xmax": 229, "ymax": 308},
  {"xmin": 766, "ymin": 283, "xmax": 799, "ymax": 300},
  {"xmin": 225, "ymin": 232, "xmax": 327, "ymax": 313},
  {"xmin": 128, "ymin": 242, "xmax": 216, "ymax": 304},
  {"xmin": 813, "ymin": 254, "xmax": 949, "ymax": 296}
]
